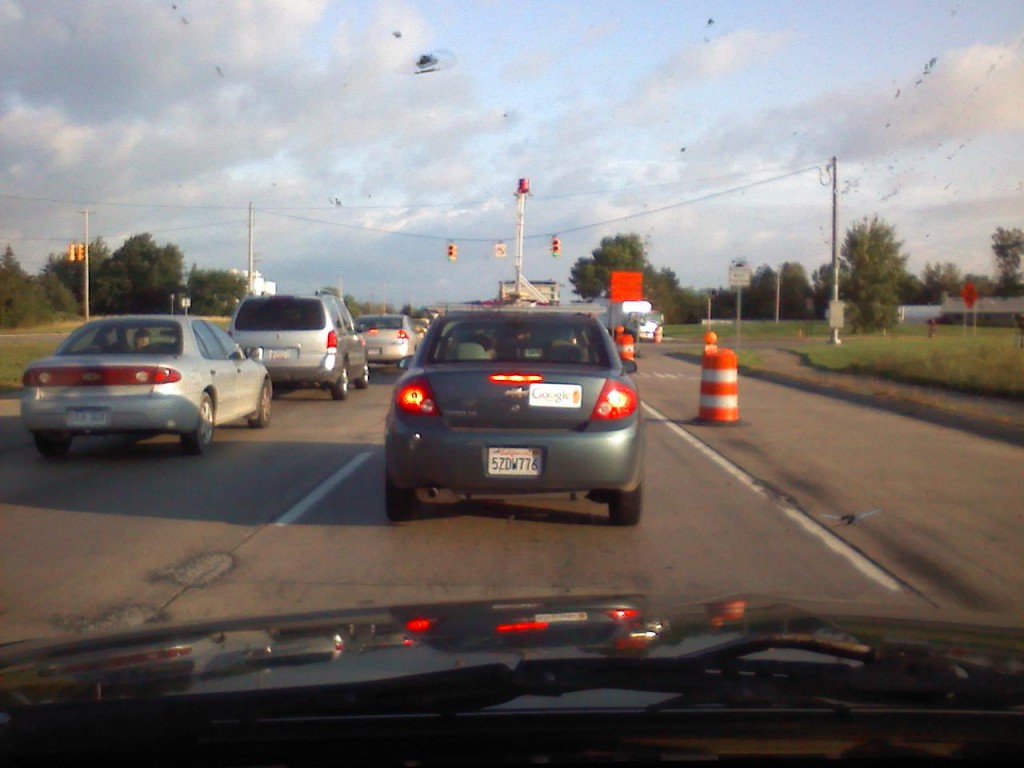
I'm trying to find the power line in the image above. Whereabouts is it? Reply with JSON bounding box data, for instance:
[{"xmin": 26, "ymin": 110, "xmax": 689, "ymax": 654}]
[
  {"xmin": 260, "ymin": 164, "xmax": 822, "ymax": 242},
  {"xmin": 1, "ymin": 163, "xmax": 826, "ymax": 247}
]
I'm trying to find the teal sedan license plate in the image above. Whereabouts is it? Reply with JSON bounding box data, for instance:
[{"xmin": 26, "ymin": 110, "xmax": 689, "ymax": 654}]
[{"xmin": 487, "ymin": 447, "xmax": 542, "ymax": 477}]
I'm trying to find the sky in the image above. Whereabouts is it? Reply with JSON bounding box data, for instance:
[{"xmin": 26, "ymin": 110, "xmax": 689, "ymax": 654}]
[{"xmin": 1, "ymin": 0, "xmax": 1023, "ymax": 307}]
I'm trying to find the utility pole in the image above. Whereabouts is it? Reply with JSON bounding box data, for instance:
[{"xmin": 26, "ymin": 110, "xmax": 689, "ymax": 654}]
[
  {"xmin": 775, "ymin": 265, "xmax": 782, "ymax": 324},
  {"xmin": 80, "ymin": 208, "xmax": 90, "ymax": 321},
  {"xmin": 247, "ymin": 202, "xmax": 254, "ymax": 294},
  {"xmin": 829, "ymin": 156, "xmax": 841, "ymax": 345}
]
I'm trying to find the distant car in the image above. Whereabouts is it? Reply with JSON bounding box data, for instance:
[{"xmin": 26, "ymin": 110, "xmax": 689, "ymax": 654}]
[
  {"xmin": 20, "ymin": 316, "xmax": 272, "ymax": 457},
  {"xmin": 635, "ymin": 312, "xmax": 664, "ymax": 342},
  {"xmin": 227, "ymin": 293, "xmax": 368, "ymax": 400},
  {"xmin": 411, "ymin": 317, "xmax": 430, "ymax": 341},
  {"xmin": 384, "ymin": 310, "xmax": 645, "ymax": 525},
  {"xmin": 357, "ymin": 314, "xmax": 418, "ymax": 365}
]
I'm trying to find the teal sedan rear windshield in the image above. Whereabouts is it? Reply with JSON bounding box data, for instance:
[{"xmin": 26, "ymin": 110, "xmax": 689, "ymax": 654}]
[{"xmin": 427, "ymin": 316, "xmax": 610, "ymax": 365}]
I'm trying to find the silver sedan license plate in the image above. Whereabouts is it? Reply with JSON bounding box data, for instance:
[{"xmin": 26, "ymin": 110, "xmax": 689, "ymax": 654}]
[
  {"xmin": 67, "ymin": 408, "xmax": 110, "ymax": 428},
  {"xmin": 487, "ymin": 447, "xmax": 542, "ymax": 477}
]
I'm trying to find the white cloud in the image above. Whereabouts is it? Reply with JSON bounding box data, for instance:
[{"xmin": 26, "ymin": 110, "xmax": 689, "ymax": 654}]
[{"xmin": 1, "ymin": 3, "xmax": 1022, "ymax": 301}]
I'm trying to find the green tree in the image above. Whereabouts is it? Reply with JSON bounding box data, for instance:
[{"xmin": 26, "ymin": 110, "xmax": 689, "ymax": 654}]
[
  {"xmin": 187, "ymin": 266, "xmax": 247, "ymax": 316},
  {"xmin": 36, "ymin": 271, "xmax": 80, "ymax": 317},
  {"xmin": 641, "ymin": 265, "xmax": 687, "ymax": 323},
  {"xmin": 744, "ymin": 265, "xmax": 778, "ymax": 319},
  {"xmin": 345, "ymin": 293, "xmax": 377, "ymax": 317},
  {"xmin": 40, "ymin": 237, "xmax": 111, "ymax": 312},
  {"xmin": 569, "ymin": 234, "xmax": 647, "ymax": 300},
  {"xmin": 918, "ymin": 261, "xmax": 964, "ymax": 304},
  {"xmin": 778, "ymin": 263, "xmax": 813, "ymax": 320},
  {"xmin": 92, "ymin": 234, "xmax": 185, "ymax": 314},
  {"xmin": 0, "ymin": 245, "xmax": 53, "ymax": 327},
  {"xmin": 991, "ymin": 226, "xmax": 1024, "ymax": 297},
  {"xmin": 840, "ymin": 216, "xmax": 910, "ymax": 333},
  {"xmin": 811, "ymin": 261, "xmax": 846, "ymax": 319},
  {"xmin": 964, "ymin": 273, "xmax": 996, "ymax": 297}
]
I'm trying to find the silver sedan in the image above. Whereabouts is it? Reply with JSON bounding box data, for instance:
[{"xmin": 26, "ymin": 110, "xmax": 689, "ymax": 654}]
[
  {"xmin": 21, "ymin": 315, "xmax": 273, "ymax": 457},
  {"xmin": 357, "ymin": 314, "xmax": 418, "ymax": 365},
  {"xmin": 384, "ymin": 310, "xmax": 645, "ymax": 525}
]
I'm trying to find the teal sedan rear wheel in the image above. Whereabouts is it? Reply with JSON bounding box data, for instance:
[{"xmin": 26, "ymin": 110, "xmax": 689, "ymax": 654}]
[
  {"xmin": 608, "ymin": 485, "xmax": 642, "ymax": 526},
  {"xmin": 385, "ymin": 475, "xmax": 418, "ymax": 522}
]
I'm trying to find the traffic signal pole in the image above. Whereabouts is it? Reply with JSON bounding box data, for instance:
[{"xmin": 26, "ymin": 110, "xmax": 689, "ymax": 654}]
[
  {"xmin": 81, "ymin": 208, "xmax": 90, "ymax": 321},
  {"xmin": 514, "ymin": 178, "xmax": 527, "ymax": 298},
  {"xmin": 829, "ymin": 156, "xmax": 841, "ymax": 345}
]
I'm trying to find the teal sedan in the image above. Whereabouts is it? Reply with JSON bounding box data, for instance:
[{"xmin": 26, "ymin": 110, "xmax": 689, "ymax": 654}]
[{"xmin": 384, "ymin": 310, "xmax": 644, "ymax": 525}]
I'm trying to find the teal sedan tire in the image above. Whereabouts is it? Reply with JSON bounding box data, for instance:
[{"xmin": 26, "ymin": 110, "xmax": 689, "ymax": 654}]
[
  {"xmin": 385, "ymin": 475, "xmax": 418, "ymax": 522},
  {"xmin": 608, "ymin": 485, "xmax": 642, "ymax": 527},
  {"xmin": 33, "ymin": 433, "xmax": 72, "ymax": 458}
]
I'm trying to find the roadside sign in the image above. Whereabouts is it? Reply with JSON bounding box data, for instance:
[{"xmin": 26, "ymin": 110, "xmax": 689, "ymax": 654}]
[
  {"xmin": 728, "ymin": 262, "xmax": 751, "ymax": 288},
  {"xmin": 609, "ymin": 271, "xmax": 643, "ymax": 302},
  {"xmin": 961, "ymin": 281, "xmax": 977, "ymax": 309},
  {"xmin": 494, "ymin": 242, "xmax": 507, "ymax": 258}
]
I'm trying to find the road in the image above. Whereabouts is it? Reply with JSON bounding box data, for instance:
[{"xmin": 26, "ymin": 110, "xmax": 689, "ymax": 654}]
[{"xmin": 1, "ymin": 343, "xmax": 1022, "ymax": 644}]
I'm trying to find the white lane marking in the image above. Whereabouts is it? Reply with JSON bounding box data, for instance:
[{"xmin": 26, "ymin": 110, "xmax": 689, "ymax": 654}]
[
  {"xmin": 642, "ymin": 403, "xmax": 903, "ymax": 593},
  {"xmin": 274, "ymin": 450, "xmax": 374, "ymax": 526}
]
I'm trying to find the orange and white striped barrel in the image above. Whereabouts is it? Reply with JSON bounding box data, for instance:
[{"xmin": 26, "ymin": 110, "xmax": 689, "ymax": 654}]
[
  {"xmin": 617, "ymin": 332, "xmax": 635, "ymax": 361},
  {"xmin": 698, "ymin": 348, "xmax": 738, "ymax": 422}
]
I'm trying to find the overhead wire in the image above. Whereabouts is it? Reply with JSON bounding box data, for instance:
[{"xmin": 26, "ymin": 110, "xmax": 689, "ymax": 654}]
[{"xmin": 1, "ymin": 161, "xmax": 827, "ymax": 247}]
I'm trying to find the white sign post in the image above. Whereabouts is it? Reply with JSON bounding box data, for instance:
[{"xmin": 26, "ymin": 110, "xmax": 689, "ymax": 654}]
[{"xmin": 729, "ymin": 261, "xmax": 752, "ymax": 348}]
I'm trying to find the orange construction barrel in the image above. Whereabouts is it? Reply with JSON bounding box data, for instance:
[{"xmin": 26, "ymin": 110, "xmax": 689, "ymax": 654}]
[
  {"xmin": 617, "ymin": 332, "xmax": 635, "ymax": 361},
  {"xmin": 698, "ymin": 348, "xmax": 739, "ymax": 423}
]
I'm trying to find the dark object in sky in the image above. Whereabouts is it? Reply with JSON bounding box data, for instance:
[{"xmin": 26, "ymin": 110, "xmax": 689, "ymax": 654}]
[
  {"xmin": 393, "ymin": 30, "xmax": 402, "ymax": 38},
  {"xmin": 413, "ymin": 51, "xmax": 456, "ymax": 74},
  {"xmin": 707, "ymin": 18, "xmax": 714, "ymax": 26}
]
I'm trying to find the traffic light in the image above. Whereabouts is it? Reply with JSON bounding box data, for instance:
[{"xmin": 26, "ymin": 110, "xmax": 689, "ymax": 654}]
[
  {"xmin": 67, "ymin": 243, "xmax": 76, "ymax": 261},
  {"xmin": 447, "ymin": 242, "xmax": 457, "ymax": 262},
  {"xmin": 551, "ymin": 236, "xmax": 561, "ymax": 257},
  {"xmin": 76, "ymin": 243, "xmax": 86, "ymax": 261}
]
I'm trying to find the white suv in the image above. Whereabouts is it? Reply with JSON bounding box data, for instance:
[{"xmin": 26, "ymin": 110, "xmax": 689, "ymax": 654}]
[{"xmin": 228, "ymin": 293, "xmax": 369, "ymax": 400}]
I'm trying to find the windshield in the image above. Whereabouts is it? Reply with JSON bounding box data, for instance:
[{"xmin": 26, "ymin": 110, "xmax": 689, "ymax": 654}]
[
  {"xmin": 427, "ymin": 314, "xmax": 610, "ymax": 365},
  {"xmin": 232, "ymin": 297, "xmax": 325, "ymax": 331},
  {"xmin": 356, "ymin": 315, "xmax": 404, "ymax": 331},
  {"xmin": 1, "ymin": 0, "xmax": 1023, "ymax": 759},
  {"xmin": 58, "ymin": 320, "xmax": 184, "ymax": 356}
]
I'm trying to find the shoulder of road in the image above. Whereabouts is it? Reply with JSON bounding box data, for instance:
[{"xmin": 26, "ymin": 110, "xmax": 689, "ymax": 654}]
[{"xmin": 659, "ymin": 340, "xmax": 1023, "ymax": 447}]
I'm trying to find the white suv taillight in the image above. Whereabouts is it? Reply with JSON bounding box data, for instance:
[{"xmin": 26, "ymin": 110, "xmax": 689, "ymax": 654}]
[{"xmin": 327, "ymin": 329, "xmax": 338, "ymax": 351}]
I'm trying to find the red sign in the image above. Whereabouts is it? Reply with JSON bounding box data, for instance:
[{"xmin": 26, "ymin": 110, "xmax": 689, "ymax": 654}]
[
  {"xmin": 961, "ymin": 281, "xmax": 977, "ymax": 309},
  {"xmin": 609, "ymin": 271, "xmax": 643, "ymax": 302}
]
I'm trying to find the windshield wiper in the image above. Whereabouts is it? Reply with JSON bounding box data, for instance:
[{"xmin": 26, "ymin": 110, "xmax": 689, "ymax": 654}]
[
  {"xmin": 5, "ymin": 634, "xmax": 1023, "ymax": 762},
  {"xmin": 509, "ymin": 634, "xmax": 1024, "ymax": 712}
]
